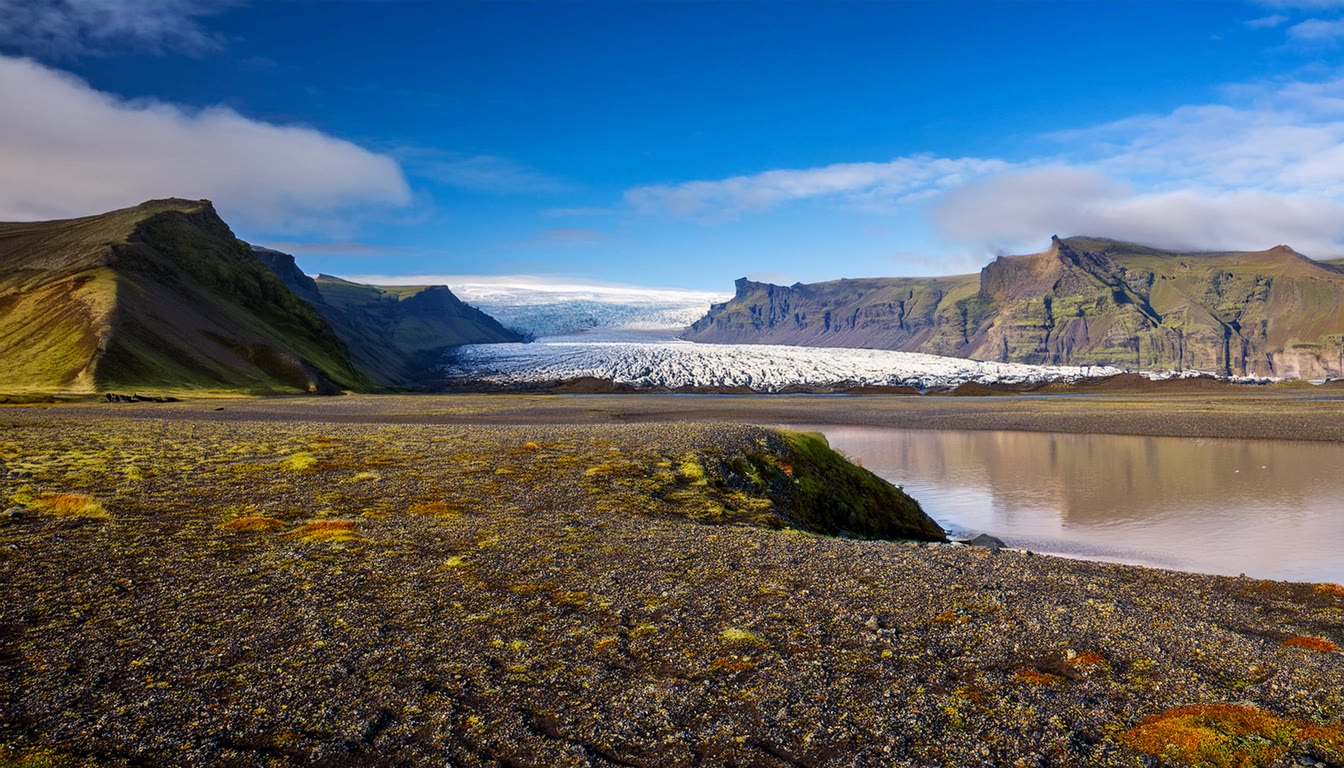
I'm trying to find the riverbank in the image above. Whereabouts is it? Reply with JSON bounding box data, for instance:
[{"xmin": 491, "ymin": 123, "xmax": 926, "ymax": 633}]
[{"xmin": 2, "ymin": 400, "xmax": 1343, "ymax": 766}]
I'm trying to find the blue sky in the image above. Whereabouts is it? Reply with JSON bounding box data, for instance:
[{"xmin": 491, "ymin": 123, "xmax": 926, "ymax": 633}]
[{"xmin": 4, "ymin": 1, "xmax": 1344, "ymax": 290}]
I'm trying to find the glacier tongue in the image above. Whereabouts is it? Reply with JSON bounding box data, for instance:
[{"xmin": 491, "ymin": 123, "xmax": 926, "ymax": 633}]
[{"xmin": 444, "ymin": 329, "xmax": 1125, "ymax": 391}]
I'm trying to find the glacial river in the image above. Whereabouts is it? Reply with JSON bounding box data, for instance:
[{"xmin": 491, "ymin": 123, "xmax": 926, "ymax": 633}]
[{"xmin": 808, "ymin": 426, "xmax": 1344, "ymax": 583}]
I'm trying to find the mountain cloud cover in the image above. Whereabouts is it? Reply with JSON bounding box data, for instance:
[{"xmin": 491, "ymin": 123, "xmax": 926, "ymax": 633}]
[{"xmin": 0, "ymin": 55, "xmax": 412, "ymax": 235}]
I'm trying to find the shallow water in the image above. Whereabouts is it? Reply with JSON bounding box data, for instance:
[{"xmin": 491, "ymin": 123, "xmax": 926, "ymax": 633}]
[{"xmin": 808, "ymin": 426, "xmax": 1344, "ymax": 583}]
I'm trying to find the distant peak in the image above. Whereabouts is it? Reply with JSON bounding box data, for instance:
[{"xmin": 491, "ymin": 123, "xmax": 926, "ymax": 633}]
[{"xmin": 1269, "ymin": 244, "xmax": 1296, "ymax": 254}]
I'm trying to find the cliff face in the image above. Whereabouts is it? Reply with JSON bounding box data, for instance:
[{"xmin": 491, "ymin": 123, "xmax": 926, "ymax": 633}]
[
  {"xmin": 254, "ymin": 250, "xmax": 524, "ymax": 387},
  {"xmin": 0, "ymin": 199, "xmax": 370, "ymax": 393},
  {"xmin": 684, "ymin": 237, "xmax": 1344, "ymax": 378}
]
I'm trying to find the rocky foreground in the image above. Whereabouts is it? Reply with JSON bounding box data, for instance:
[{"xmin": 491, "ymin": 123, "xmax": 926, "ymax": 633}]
[{"xmin": 1, "ymin": 404, "xmax": 1342, "ymax": 767}]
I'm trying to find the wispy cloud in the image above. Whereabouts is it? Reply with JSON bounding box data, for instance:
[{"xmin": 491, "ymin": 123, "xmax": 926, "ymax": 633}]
[
  {"xmin": 0, "ymin": 55, "xmax": 411, "ymax": 235},
  {"xmin": 541, "ymin": 206, "xmax": 618, "ymax": 217},
  {"xmin": 400, "ymin": 150, "xmax": 571, "ymax": 195},
  {"xmin": 1245, "ymin": 14, "xmax": 1290, "ymax": 28},
  {"xmin": 0, "ymin": 0, "xmax": 235, "ymax": 59},
  {"xmin": 933, "ymin": 74, "xmax": 1344, "ymax": 255},
  {"xmin": 1287, "ymin": 16, "xmax": 1344, "ymax": 40},
  {"xmin": 625, "ymin": 155, "xmax": 1010, "ymax": 219},
  {"xmin": 261, "ymin": 241, "xmax": 400, "ymax": 257}
]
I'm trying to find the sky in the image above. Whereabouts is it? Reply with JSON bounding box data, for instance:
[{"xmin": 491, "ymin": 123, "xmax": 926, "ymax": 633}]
[{"xmin": 5, "ymin": 1, "xmax": 1344, "ymax": 291}]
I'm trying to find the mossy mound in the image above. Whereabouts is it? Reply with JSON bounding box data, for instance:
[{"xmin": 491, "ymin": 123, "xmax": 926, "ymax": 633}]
[{"xmin": 768, "ymin": 430, "xmax": 946, "ymax": 541}]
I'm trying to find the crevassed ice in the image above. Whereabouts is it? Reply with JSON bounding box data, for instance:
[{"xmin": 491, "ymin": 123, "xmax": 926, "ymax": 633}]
[{"xmin": 443, "ymin": 330, "xmax": 1127, "ymax": 391}]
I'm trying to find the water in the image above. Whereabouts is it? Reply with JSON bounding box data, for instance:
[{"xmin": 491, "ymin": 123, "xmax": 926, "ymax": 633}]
[{"xmin": 809, "ymin": 426, "xmax": 1344, "ymax": 583}]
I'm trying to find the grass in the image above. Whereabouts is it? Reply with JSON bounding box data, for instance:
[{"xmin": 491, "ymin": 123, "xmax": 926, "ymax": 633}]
[
  {"xmin": 1120, "ymin": 704, "xmax": 1344, "ymax": 768},
  {"xmin": 278, "ymin": 451, "xmax": 318, "ymax": 472},
  {"xmin": 288, "ymin": 519, "xmax": 358, "ymax": 543},
  {"xmin": 28, "ymin": 493, "xmax": 107, "ymax": 519}
]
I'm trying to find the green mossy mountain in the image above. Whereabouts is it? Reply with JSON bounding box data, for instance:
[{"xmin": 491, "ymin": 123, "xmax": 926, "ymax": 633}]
[
  {"xmin": 685, "ymin": 236, "xmax": 1344, "ymax": 378},
  {"xmin": 0, "ymin": 199, "xmax": 372, "ymax": 394},
  {"xmin": 253, "ymin": 248, "xmax": 522, "ymax": 387}
]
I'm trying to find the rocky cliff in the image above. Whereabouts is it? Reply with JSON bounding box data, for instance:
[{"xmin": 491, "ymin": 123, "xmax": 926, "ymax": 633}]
[{"xmin": 684, "ymin": 237, "xmax": 1344, "ymax": 378}]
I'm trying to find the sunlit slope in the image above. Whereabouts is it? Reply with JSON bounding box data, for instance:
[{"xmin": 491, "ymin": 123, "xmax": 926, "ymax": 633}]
[
  {"xmin": 0, "ymin": 199, "xmax": 372, "ymax": 393},
  {"xmin": 686, "ymin": 237, "xmax": 1344, "ymax": 377}
]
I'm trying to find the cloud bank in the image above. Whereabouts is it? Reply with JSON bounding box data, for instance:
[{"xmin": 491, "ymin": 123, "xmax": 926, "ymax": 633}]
[
  {"xmin": 629, "ymin": 72, "xmax": 1344, "ymax": 258},
  {"xmin": 0, "ymin": 55, "xmax": 412, "ymax": 235},
  {"xmin": 625, "ymin": 155, "xmax": 1010, "ymax": 219}
]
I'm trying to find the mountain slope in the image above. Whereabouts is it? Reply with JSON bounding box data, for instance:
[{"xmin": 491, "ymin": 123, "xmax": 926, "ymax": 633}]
[
  {"xmin": 0, "ymin": 199, "xmax": 372, "ymax": 393},
  {"xmin": 685, "ymin": 237, "xmax": 1344, "ymax": 378},
  {"xmin": 253, "ymin": 248, "xmax": 523, "ymax": 387}
]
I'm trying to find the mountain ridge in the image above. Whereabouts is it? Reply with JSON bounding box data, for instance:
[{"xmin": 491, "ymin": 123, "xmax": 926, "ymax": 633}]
[
  {"xmin": 0, "ymin": 198, "xmax": 372, "ymax": 393},
  {"xmin": 0, "ymin": 199, "xmax": 520, "ymax": 393},
  {"xmin": 253, "ymin": 251, "xmax": 523, "ymax": 387},
  {"xmin": 684, "ymin": 236, "xmax": 1344, "ymax": 378}
]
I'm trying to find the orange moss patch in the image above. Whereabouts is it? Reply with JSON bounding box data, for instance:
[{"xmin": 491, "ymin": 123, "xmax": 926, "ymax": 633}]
[
  {"xmin": 288, "ymin": 519, "xmax": 358, "ymax": 543},
  {"xmin": 408, "ymin": 500, "xmax": 461, "ymax": 517},
  {"xmin": 219, "ymin": 516, "xmax": 286, "ymax": 532},
  {"xmin": 522, "ymin": 442, "xmax": 540, "ymax": 451},
  {"xmin": 1120, "ymin": 704, "xmax": 1344, "ymax": 768},
  {"xmin": 1068, "ymin": 650, "xmax": 1107, "ymax": 668},
  {"xmin": 933, "ymin": 611, "xmax": 967, "ymax": 625},
  {"xmin": 1282, "ymin": 635, "xmax": 1339, "ymax": 653},
  {"xmin": 1014, "ymin": 668, "xmax": 1063, "ymax": 686},
  {"xmin": 30, "ymin": 493, "xmax": 107, "ymax": 519}
]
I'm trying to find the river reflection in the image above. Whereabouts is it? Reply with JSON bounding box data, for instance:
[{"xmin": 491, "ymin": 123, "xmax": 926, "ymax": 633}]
[{"xmin": 809, "ymin": 426, "xmax": 1344, "ymax": 583}]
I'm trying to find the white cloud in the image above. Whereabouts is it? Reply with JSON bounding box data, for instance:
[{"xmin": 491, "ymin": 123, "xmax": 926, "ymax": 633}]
[
  {"xmin": 400, "ymin": 151, "xmax": 571, "ymax": 194},
  {"xmin": 1288, "ymin": 16, "xmax": 1344, "ymax": 40},
  {"xmin": 625, "ymin": 155, "xmax": 1010, "ymax": 218},
  {"xmin": 0, "ymin": 0, "xmax": 232, "ymax": 58},
  {"xmin": 931, "ymin": 168, "xmax": 1344, "ymax": 255},
  {"xmin": 0, "ymin": 55, "xmax": 412, "ymax": 235},
  {"xmin": 1245, "ymin": 14, "xmax": 1290, "ymax": 28}
]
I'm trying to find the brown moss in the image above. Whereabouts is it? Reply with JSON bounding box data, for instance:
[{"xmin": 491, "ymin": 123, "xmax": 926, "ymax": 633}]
[
  {"xmin": 29, "ymin": 493, "xmax": 107, "ymax": 519},
  {"xmin": 1014, "ymin": 669, "xmax": 1063, "ymax": 686},
  {"xmin": 1281, "ymin": 635, "xmax": 1339, "ymax": 653},
  {"xmin": 408, "ymin": 500, "xmax": 460, "ymax": 517},
  {"xmin": 1120, "ymin": 704, "xmax": 1343, "ymax": 768},
  {"xmin": 288, "ymin": 519, "xmax": 358, "ymax": 543},
  {"xmin": 219, "ymin": 515, "xmax": 286, "ymax": 532}
]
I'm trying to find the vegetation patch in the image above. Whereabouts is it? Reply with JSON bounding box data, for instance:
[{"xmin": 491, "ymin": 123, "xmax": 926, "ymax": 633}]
[
  {"xmin": 720, "ymin": 627, "xmax": 768, "ymax": 648},
  {"xmin": 278, "ymin": 451, "xmax": 318, "ymax": 472},
  {"xmin": 1120, "ymin": 704, "xmax": 1344, "ymax": 767},
  {"xmin": 1281, "ymin": 635, "xmax": 1339, "ymax": 653},
  {"xmin": 288, "ymin": 519, "xmax": 358, "ymax": 543},
  {"xmin": 28, "ymin": 493, "xmax": 107, "ymax": 519},
  {"xmin": 408, "ymin": 500, "xmax": 460, "ymax": 517},
  {"xmin": 219, "ymin": 515, "xmax": 286, "ymax": 532},
  {"xmin": 1014, "ymin": 669, "xmax": 1063, "ymax": 686}
]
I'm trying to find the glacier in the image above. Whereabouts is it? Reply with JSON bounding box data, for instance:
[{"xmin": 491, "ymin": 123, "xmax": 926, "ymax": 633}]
[{"xmin": 443, "ymin": 329, "xmax": 1127, "ymax": 391}]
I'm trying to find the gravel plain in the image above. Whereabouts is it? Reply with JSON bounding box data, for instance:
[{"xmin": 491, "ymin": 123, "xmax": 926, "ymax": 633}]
[{"xmin": 1, "ymin": 394, "xmax": 1342, "ymax": 767}]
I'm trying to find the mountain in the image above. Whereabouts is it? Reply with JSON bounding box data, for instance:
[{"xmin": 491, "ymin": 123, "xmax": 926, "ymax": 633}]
[
  {"xmin": 0, "ymin": 199, "xmax": 371, "ymax": 394},
  {"xmin": 252, "ymin": 252, "xmax": 523, "ymax": 387},
  {"xmin": 685, "ymin": 236, "xmax": 1344, "ymax": 378}
]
